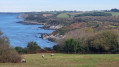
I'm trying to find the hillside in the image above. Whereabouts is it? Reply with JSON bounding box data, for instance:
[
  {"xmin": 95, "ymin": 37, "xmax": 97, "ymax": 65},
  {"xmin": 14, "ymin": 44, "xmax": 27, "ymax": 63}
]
[{"xmin": 18, "ymin": 10, "xmax": 119, "ymax": 41}]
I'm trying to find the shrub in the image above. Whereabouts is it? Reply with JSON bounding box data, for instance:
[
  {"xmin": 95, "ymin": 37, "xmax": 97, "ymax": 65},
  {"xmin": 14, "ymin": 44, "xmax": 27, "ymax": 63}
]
[
  {"xmin": 62, "ymin": 38, "xmax": 82, "ymax": 53},
  {"xmin": 44, "ymin": 47, "xmax": 52, "ymax": 51},
  {"xmin": 56, "ymin": 29, "xmax": 119, "ymax": 54},
  {"xmin": 53, "ymin": 45, "xmax": 61, "ymax": 51},
  {"xmin": 87, "ymin": 30, "xmax": 119, "ymax": 53},
  {"xmin": 15, "ymin": 47, "xmax": 25, "ymax": 53},
  {"xmin": 27, "ymin": 41, "xmax": 41, "ymax": 53},
  {"xmin": 0, "ymin": 31, "xmax": 21, "ymax": 63}
]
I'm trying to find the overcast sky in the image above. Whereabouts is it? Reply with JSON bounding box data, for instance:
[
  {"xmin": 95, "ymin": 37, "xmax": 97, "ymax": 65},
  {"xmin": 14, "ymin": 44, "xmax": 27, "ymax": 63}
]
[{"xmin": 0, "ymin": 0, "xmax": 119, "ymax": 12}]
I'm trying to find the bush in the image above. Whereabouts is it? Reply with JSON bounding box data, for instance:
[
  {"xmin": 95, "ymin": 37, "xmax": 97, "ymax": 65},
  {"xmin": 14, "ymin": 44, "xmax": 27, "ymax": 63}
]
[
  {"xmin": 27, "ymin": 41, "xmax": 41, "ymax": 53},
  {"xmin": 0, "ymin": 31, "xmax": 21, "ymax": 63},
  {"xmin": 62, "ymin": 38, "xmax": 82, "ymax": 53},
  {"xmin": 15, "ymin": 47, "xmax": 24, "ymax": 53},
  {"xmin": 44, "ymin": 47, "xmax": 52, "ymax": 51},
  {"xmin": 53, "ymin": 45, "xmax": 61, "ymax": 51},
  {"xmin": 55, "ymin": 29, "xmax": 119, "ymax": 54},
  {"xmin": 15, "ymin": 47, "xmax": 27, "ymax": 54},
  {"xmin": 87, "ymin": 30, "xmax": 119, "ymax": 53}
]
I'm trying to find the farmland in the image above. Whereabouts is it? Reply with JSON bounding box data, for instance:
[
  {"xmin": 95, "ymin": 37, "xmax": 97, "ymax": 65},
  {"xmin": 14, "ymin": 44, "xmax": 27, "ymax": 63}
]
[
  {"xmin": 107, "ymin": 12, "xmax": 119, "ymax": 16},
  {"xmin": 57, "ymin": 13, "xmax": 70, "ymax": 18},
  {"xmin": 0, "ymin": 53, "xmax": 119, "ymax": 67}
]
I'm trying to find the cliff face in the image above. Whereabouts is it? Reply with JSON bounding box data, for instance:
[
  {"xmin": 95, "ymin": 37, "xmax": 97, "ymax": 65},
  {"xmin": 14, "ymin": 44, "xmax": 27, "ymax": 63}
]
[
  {"xmin": 18, "ymin": 20, "xmax": 63, "ymax": 29},
  {"xmin": 41, "ymin": 33, "xmax": 65, "ymax": 41},
  {"xmin": 18, "ymin": 13, "xmax": 65, "ymax": 41},
  {"xmin": 18, "ymin": 13, "xmax": 63, "ymax": 29},
  {"xmin": 43, "ymin": 24, "xmax": 63, "ymax": 30},
  {"xmin": 18, "ymin": 13, "xmax": 29, "ymax": 18}
]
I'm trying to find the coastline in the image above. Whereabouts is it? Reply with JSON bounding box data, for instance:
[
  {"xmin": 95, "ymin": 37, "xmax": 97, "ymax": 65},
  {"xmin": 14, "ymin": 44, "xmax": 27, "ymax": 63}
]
[
  {"xmin": 18, "ymin": 20, "xmax": 63, "ymax": 30},
  {"xmin": 17, "ymin": 14, "xmax": 64, "ymax": 42},
  {"xmin": 17, "ymin": 21, "xmax": 46, "ymax": 25},
  {"xmin": 0, "ymin": 14, "xmax": 56, "ymax": 48}
]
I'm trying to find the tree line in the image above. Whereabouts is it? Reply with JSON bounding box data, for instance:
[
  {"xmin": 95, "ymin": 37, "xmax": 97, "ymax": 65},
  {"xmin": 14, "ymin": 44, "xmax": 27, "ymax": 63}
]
[
  {"xmin": 15, "ymin": 29, "xmax": 119, "ymax": 54},
  {"xmin": 15, "ymin": 41, "xmax": 54, "ymax": 54},
  {"xmin": 75, "ymin": 12, "xmax": 112, "ymax": 17},
  {"xmin": 53, "ymin": 30, "xmax": 119, "ymax": 54}
]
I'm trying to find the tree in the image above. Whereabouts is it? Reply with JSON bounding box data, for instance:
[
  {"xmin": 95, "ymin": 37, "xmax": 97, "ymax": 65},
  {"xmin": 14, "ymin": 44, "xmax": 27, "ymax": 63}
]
[
  {"xmin": 75, "ymin": 12, "xmax": 112, "ymax": 17},
  {"xmin": 111, "ymin": 8, "xmax": 119, "ymax": 12},
  {"xmin": 44, "ymin": 47, "xmax": 52, "ymax": 51},
  {"xmin": 63, "ymin": 38, "xmax": 82, "ymax": 53},
  {"xmin": 15, "ymin": 47, "xmax": 24, "ymax": 53},
  {"xmin": 53, "ymin": 45, "xmax": 60, "ymax": 51},
  {"xmin": 15, "ymin": 47, "xmax": 28, "ymax": 54},
  {"xmin": 27, "ymin": 41, "xmax": 41, "ymax": 52}
]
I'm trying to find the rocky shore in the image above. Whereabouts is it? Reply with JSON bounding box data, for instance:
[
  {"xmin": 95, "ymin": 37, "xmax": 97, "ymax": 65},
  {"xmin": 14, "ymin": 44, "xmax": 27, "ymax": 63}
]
[
  {"xmin": 18, "ymin": 13, "xmax": 63, "ymax": 29},
  {"xmin": 42, "ymin": 24, "xmax": 63, "ymax": 30},
  {"xmin": 18, "ymin": 20, "xmax": 63, "ymax": 30},
  {"xmin": 18, "ymin": 21, "xmax": 46, "ymax": 25},
  {"xmin": 18, "ymin": 14, "xmax": 64, "ymax": 41},
  {"xmin": 40, "ymin": 33, "xmax": 64, "ymax": 41}
]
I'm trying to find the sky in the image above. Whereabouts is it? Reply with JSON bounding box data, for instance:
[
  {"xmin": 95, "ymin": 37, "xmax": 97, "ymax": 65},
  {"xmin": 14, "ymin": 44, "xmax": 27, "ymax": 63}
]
[{"xmin": 0, "ymin": 0, "xmax": 119, "ymax": 12}]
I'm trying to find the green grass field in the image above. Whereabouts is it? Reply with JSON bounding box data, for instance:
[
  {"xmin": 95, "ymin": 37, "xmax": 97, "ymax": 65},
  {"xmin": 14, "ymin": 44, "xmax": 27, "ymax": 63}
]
[
  {"xmin": 106, "ymin": 12, "xmax": 119, "ymax": 16},
  {"xmin": 0, "ymin": 53, "xmax": 119, "ymax": 67},
  {"xmin": 111, "ymin": 12, "xmax": 119, "ymax": 16},
  {"xmin": 56, "ymin": 13, "xmax": 79, "ymax": 18},
  {"xmin": 109, "ymin": 25, "xmax": 117, "ymax": 28},
  {"xmin": 57, "ymin": 13, "xmax": 70, "ymax": 18},
  {"xmin": 56, "ymin": 13, "xmax": 81, "ymax": 18}
]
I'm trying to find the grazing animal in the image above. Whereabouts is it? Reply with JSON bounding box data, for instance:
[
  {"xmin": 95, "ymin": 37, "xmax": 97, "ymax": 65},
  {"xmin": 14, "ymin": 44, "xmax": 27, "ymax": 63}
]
[
  {"xmin": 50, "ymin": 54, "xmax": 54, "ymax": 56},
  {"xmin": 42, "ymin": 54, "xmax": 47, "ymax": 60},
  {"xmin": 21, "ymin": 59, "xmax": 26, "ymax": 63},
  {"xmin": 42, "ymin": 54, "xmax": 45, "ymax": 58}
]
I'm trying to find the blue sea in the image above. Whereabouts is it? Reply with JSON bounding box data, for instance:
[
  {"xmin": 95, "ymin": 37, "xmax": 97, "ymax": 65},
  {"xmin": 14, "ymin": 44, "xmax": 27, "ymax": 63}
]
[{"xmin": 0, "ymin": 13, "xmax": 55, "ymax": 48}]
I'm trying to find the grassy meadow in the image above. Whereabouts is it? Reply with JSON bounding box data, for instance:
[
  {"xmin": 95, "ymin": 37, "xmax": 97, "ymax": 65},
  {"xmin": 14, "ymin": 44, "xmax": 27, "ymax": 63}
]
[
  {"xmin": 0, "ymin": 53, "xmax": 119, "ymax": 67},
  {"xmin": 57, "ymin": 13, "xmax": 70, "ymax": 18},
  {"xmin": 111, "ymin": 12, "xmax": 119, "ymax": 16},
  {"xmin": 106, "ymin": 12, "xmax": 119, "ymax": 16},
  {"xmin": 56, "ymin": 13, "xmax": 79, "ymax": 18}
]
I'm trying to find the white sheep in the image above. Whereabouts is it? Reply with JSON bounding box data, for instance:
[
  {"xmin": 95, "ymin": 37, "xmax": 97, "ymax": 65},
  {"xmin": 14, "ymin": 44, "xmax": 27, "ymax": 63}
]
[
  {"xmin": 50, "ymin": 54, "xmax": 55, "ymax": 56},
  {"xmin": 42, "ymin": 54, "xmax": 47, "ymax": 60},
  {"xmin": 42, "ymin": 54, "xmax": 45, "ymax": 58},
  {"xmin": 21, "ymin": 58, "xmax": 26, "ymax": 63}
]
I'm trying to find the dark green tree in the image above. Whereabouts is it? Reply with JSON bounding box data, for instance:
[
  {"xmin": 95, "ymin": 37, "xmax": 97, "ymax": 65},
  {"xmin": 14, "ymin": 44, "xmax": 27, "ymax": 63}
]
[
  {"xmin": 44, "ymin": 47, "xmax": 52, "ymax": 51},
  {"xmin": 27, "ymin": 41, "xmax": 41, "ymax": 51},
  {"xmin": 15, "ymin": 47, "xmax": 24, "ymax": 53},
  {"xmin": 63, "ymin": 39, "xmax": 81, "ymax": 53},
  {"xmin": 111, "ymin": 8, "xmax": 119, "ymax": 12}
]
